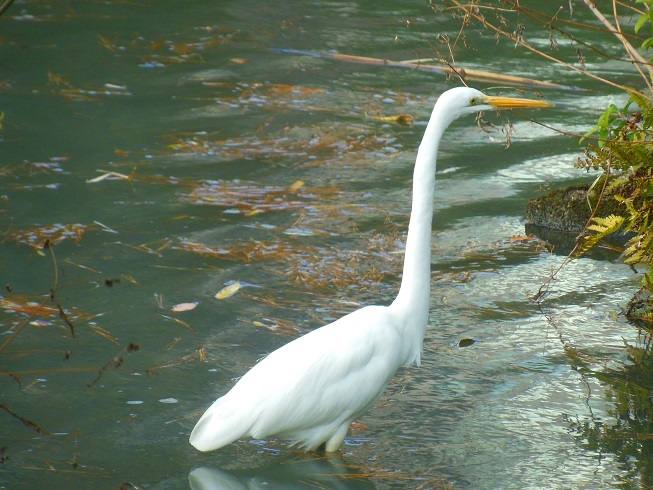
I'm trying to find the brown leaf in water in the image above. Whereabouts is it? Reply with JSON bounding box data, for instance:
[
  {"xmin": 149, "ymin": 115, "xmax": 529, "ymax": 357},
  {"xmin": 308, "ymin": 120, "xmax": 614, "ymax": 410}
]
[
  {"xmin": 177, "ymin": 230, "xmax": 403, "ymax": 293},
  {"xmin": 1, "ymin": 298, "xmax": 58, "ymax": 316},
  {"xmin": 164, "ymin": 119, "xmax": 402, "ymax": 171},
  {"xmin": 266, "ymin": 84, "xmax": 325, "ymax": 96},
  {"xmin": 185, "ymin": 179, "xmax": 310, "ymax": 215},
  {"xmin": 2, "ymin": 223, "xmax": 87, "ymax": 250}
]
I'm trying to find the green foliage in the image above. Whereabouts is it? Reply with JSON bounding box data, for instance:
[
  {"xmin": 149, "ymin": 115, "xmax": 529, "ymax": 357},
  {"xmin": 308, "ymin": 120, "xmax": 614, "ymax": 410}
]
[
  {"xmin": 576, "ymin": 91, "xmax": 653, "ymax": 302},
  {"xmin": 635, "ymin": 2, "xmax": 653, "ymax": 35},
  {"xmin": 581, "ymin": 103, "xmax": 626, "ymax": 147},
  {"xmin": 574, "ymin": 215, "xmax": 626, "ymax": 257}
]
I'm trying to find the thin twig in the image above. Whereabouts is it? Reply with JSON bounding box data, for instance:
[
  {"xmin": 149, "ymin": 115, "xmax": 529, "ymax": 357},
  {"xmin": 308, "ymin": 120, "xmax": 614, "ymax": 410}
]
[
  {"xmin": 447, "ymin": 0, "xmax": 638, "ymax": 93},
  {"xmin": 588, "ymin": 0, "xmax": 653, "ymax": 92},
  {"xmin": 534, "ymin": 153, "xmax": 613, "ymax": 302},
  {"xmin": 0, "ymin": 401, "xmax": 46, "ymax": 434},
  {"xmin": 271, "ymin": 48, "xmax": 585, "ymax": 91}
]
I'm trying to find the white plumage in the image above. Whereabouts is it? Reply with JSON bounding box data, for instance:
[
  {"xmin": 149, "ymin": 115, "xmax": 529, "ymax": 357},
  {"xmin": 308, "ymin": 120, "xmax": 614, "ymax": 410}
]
[{"xmin": 190, "ymin": 87, "xmax": 551, "ymax": 452}]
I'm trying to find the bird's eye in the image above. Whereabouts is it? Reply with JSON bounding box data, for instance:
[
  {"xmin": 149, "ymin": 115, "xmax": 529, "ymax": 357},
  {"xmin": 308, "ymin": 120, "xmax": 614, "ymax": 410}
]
[{"xmin": 469, "ymin": 97, "xmax": 478, "ymax": 106}]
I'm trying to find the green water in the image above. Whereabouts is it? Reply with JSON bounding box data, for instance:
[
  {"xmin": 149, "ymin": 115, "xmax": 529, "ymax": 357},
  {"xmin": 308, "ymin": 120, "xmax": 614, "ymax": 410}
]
[{"xmin": 1, "ymin": 1, "xmax": 650, "ymax": 488}]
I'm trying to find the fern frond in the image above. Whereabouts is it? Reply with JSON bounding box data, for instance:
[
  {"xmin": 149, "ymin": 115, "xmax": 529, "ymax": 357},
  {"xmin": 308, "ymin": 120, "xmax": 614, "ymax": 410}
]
[
  {"xmin": 623, "ymin": 230, "xmax": 653, "ymax": 264},
  {"xmin": 575, "ymin": 215, "xmax": 626, "ymax": 258}
]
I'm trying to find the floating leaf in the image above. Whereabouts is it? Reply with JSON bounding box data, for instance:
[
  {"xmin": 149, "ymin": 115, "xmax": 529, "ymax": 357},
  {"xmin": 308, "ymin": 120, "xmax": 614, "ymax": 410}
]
[
  {"xmin": 215, "ymin": 281, "xmax": 241, "ymax": 300},
  {"xmin": 172, "ymin": 302, "xmax": 198, "ymax": 312}
]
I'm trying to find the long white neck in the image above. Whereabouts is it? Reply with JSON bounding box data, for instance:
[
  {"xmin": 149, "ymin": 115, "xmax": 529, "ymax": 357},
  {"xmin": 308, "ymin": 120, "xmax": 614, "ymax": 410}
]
[{"xmin": 390, "ymin": 101, "xmax": 452, "ymax": 364}]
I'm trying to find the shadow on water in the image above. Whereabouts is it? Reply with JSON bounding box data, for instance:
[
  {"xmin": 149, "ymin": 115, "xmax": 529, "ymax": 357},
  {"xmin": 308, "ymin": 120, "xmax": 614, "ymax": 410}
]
[{"xmin": 525, "ymin": 222, "xmax": 629, "ymax": 260}]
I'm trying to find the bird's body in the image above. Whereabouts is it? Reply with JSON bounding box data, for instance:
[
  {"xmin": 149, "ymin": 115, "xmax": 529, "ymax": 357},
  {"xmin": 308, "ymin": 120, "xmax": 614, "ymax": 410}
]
[
  {"xmin": 191, "ymin": 305, "xmax": 406, "ymax": 452},
  {"xmin": 190, "ymin": 87, "xmax": 551, "ymax": 453}
]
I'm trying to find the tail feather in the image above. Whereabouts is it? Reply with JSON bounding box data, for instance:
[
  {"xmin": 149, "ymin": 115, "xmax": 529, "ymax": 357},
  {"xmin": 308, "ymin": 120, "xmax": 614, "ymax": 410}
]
[{"xmin": 189, "ymin": 399, "xmax": 254, "ymax": 452}]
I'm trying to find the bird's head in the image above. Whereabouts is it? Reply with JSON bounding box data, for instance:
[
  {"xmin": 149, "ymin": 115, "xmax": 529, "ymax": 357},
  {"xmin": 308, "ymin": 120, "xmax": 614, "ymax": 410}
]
[{"xmin": 435, "ymin": 86, "xmax": 552, "ymax": 123}]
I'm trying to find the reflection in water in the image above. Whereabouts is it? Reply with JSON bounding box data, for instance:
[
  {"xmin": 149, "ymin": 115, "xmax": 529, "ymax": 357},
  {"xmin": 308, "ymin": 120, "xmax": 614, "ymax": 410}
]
[
  {"xmin": 566, "ymin": 331, "xmax": 653, "ymax": 487},
  {"xmin": 189, "ymin": 455, "xmax": 376, "ymax": 490}
]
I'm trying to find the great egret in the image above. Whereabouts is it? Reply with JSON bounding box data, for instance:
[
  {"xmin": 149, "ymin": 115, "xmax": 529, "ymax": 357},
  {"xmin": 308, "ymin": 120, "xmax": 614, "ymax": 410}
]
[{"xmin": 190, "ymin": 86, "xmax": 551, "ymax": 452}]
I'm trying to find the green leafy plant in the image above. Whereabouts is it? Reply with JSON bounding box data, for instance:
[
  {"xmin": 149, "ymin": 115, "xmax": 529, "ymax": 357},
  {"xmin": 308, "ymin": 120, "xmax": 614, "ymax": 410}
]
[{"xmin": 576, "ymin": 90, "xmax": 653, "ymax": 314}]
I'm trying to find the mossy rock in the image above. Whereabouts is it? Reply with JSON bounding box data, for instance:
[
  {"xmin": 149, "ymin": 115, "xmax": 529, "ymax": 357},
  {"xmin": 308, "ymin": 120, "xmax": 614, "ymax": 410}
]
[{"xmin": 524, "ymin": 183, "xmax": 623, "ymax": 233}]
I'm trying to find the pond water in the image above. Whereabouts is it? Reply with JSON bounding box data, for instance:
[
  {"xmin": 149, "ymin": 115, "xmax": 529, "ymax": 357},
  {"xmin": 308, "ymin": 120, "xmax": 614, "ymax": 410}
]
[{"xmin": 1, "ymin": 1, "xmax": 650, "ymax": 488}]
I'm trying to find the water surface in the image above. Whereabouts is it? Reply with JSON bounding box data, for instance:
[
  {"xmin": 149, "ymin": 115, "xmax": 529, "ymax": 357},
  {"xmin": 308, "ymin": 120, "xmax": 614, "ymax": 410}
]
[{"xmin": 0, "ymin": 1, "xmax": 647, "ymax": 488}]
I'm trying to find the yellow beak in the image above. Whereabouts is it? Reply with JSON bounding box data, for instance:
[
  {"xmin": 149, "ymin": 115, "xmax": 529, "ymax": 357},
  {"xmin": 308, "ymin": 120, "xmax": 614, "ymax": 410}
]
[{"xmin": 482, "ymin": 95, "xmax": 553, "ymax": 109}]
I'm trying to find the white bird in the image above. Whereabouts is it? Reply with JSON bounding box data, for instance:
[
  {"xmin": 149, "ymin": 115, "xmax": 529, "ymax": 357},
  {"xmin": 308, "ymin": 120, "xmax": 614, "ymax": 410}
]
[{"xmin": 189, "ymin": 86, "xmax": 551, "ymax": 453}]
